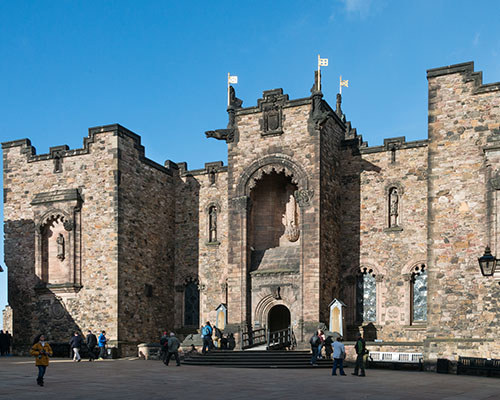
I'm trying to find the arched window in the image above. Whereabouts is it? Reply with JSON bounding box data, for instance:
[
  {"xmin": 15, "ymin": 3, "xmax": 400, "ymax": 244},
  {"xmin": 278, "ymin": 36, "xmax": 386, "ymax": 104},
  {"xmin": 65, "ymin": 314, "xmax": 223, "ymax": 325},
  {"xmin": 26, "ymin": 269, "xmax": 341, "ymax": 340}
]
[
  {"xmin": 356, "ymin": 268, "xmax": 376, "ymax": 323},
  {"xmin": 411, "ymin": 265, "xmax": 427, "ymax": 322},
  {"xmin": 208, "ymin": 205, "xmax": 217, "ymax": 242},
  {"xmin": 184, "ymin": 282, "xmax": 200, "ymax": 327}
]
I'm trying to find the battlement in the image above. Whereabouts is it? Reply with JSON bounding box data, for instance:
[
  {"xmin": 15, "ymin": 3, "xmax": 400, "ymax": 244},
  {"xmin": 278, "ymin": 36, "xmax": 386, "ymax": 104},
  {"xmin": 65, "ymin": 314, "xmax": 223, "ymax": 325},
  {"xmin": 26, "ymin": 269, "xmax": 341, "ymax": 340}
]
[
  {"xmin": 2, "ymin": 124, "xmax": 177, "ymax": 176},
  {"xmin": 427, "ymin": 61, "xmax": 500, "ymax": 94}
]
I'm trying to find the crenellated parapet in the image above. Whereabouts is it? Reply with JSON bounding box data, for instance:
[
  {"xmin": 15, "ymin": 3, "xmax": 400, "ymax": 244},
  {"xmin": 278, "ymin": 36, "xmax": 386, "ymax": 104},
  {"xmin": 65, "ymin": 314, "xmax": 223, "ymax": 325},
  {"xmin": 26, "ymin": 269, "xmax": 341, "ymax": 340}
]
[{"xmin": 2, "ymin": 123, "xmax": 178, "ymax": 176}]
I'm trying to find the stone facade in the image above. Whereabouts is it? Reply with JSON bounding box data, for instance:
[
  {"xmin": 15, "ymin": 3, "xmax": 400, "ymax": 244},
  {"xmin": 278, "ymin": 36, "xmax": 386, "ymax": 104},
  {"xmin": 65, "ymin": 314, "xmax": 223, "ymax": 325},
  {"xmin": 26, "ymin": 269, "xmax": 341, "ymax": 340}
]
[{"xmin": 2, "ymin": 62, "xmax": 499, "ymax": 363}]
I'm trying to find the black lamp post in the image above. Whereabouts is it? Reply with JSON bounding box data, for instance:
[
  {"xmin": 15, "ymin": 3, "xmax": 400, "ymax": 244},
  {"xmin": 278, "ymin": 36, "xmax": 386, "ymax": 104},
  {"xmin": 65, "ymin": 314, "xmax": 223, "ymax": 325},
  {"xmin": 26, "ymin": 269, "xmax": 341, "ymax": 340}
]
[{"xmin": 478, "ymin": 246, "xmax": 497, "ymax": 277}]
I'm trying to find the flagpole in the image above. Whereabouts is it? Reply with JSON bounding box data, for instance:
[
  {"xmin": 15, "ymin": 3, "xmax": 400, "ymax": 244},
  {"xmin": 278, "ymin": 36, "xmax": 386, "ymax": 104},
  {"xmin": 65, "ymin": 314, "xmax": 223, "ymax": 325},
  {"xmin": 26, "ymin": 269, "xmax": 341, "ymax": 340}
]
[
  {"xmin": 339, "ymin": 75, "xmax": 342, "ymax": 95},
  {"xmin": 227, "ymin": 72, "xmax": 230, "ymax": 106},
  {"xmin": 317, "ymin": 54, "xmax": 321, "ymax": 91}
]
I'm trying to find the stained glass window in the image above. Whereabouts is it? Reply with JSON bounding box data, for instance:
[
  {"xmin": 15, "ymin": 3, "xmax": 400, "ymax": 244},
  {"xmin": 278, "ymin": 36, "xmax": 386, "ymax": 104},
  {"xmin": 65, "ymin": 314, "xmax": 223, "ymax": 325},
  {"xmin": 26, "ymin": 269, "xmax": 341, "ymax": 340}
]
[
  {"xmin": 412, "ymin": 267, "xmax": 427, "ymax": 322},
  {"xmin": 184, "ymin": 282, "xmax": 200, "ymax": 326},
  {"xmin": 356, "ymin": 270, "xmax": 376, "ymax": 322}
]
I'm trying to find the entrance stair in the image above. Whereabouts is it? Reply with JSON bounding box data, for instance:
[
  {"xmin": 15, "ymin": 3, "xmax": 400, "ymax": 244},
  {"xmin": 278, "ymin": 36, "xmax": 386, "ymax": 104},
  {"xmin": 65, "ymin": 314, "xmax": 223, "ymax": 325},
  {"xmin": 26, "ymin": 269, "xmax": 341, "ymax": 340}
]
[{"xmin": 182, "ymin": 350, "xmax": 332, "ymax": 369}]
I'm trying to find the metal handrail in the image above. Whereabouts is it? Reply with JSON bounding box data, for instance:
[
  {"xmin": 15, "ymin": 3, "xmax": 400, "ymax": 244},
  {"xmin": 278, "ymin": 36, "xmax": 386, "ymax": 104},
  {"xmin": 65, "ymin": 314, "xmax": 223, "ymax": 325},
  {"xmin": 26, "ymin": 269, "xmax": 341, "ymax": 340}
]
[
  {"xmin": 242, "ymin": 326, "xmax": 267, "ymax": 349},
  {"xmin": 267, "ymin": 326, "xmax": 292, "ymax": 350}
]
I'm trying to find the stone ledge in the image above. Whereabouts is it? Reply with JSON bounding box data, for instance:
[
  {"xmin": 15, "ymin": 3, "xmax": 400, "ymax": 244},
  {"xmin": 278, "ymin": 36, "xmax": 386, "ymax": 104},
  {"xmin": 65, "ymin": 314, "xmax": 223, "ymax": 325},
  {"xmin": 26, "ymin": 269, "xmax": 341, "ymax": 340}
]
[
  {"xmin": 383, "ymin": 226, "xmax": 403, "ymax": 233},
  {"xmin": 250, "ymin": 269, "xmax": 299, "ymax": 277},
  {"xmin": 424, "ymin": 338, "xmax": 495, "ymax": 343},
  {"xmin": 35, "ymin": 283, "xmax": 83, "ymax": 294},
  {"xmin": 31, "ymin": 189, "xmax": 82, "ymax": 205},
  {"xmin": 427, "ymin": 61, "xmax": 474, "ymax": 78}
]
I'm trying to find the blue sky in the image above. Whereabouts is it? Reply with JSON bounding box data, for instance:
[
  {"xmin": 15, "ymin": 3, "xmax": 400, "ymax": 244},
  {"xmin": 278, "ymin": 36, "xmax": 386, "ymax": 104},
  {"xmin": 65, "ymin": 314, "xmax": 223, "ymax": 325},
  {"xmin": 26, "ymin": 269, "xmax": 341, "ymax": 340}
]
[{"xmin": 1, "ymin": 0, "xmax": 499, "ymax": 326}]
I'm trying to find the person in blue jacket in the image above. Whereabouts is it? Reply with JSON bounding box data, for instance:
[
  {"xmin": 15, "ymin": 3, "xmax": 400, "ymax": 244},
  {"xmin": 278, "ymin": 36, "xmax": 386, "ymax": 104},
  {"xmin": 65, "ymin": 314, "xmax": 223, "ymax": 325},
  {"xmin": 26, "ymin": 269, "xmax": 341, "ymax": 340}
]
[
  {"xmin": 98, "ymin": 330, "xmax": 107, "ymax": 360},
  {"xmin": 201, "ymin": 322, "xmax": 213, "ymax": 355}
]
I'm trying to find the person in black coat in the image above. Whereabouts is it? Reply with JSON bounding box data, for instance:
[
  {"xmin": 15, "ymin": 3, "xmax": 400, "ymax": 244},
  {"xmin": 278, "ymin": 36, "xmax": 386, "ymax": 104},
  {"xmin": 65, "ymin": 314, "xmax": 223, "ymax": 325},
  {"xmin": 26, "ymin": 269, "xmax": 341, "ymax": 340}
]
[
  {"xmin": 86, "ymin": 330, "xmax": 97, "ymax": 361},
  {"xmin": 69, "ymin": 332, "xmax": 83, "ymax": 362}
]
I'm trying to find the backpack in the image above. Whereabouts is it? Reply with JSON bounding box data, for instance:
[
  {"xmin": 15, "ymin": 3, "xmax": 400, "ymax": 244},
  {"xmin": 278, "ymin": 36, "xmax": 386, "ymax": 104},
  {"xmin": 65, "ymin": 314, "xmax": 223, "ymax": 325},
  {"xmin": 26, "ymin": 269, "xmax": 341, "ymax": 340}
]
[{"xmin": 202, "ymin": 325, "xmax": 212, "ymax": 337}]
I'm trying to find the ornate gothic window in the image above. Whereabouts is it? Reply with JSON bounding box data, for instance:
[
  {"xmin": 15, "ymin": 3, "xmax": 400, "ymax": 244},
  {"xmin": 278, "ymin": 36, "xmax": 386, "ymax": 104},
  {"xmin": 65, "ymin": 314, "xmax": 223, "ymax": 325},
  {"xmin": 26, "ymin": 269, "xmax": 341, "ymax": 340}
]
[
  {"xmin": 356, "ymin": 268, "xmax": 376, "ymax": 323},
  {"xmin": 208, "ymin": 205, "xmax": 217, "ymax": 243},
  {"xmin": 411, "ymin": 265, "xmax": 427, "ymax": 322},
  {"xmin": 184, "ymin": 282, "xmax": 200, "ymax": 327}
]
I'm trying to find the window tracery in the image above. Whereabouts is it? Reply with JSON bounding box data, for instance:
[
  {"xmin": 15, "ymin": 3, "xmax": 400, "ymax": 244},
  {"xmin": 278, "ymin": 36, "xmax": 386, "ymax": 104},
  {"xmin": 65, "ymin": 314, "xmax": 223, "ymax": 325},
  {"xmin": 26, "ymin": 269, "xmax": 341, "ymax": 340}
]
[
  {"xmin": 411, "ymin": 264, "xmax": 427, "ymax": 322},
  {"xmin": 356, "ymin": 267, "xmax": 377, "ymax": 323}
]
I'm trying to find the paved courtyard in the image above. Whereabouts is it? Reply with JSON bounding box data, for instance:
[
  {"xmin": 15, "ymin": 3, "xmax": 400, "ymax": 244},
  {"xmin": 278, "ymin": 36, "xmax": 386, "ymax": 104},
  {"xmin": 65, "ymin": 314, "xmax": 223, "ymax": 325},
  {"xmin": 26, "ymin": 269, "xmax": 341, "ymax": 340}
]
[{"xmin": 0, "ymin": 357, "xmax": 499, "ymax": 400}]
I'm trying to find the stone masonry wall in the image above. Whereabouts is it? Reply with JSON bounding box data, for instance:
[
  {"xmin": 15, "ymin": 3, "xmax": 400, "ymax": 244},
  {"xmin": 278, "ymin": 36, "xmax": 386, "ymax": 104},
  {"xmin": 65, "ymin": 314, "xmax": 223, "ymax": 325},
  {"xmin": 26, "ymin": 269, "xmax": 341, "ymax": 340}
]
[
  {"xmin": 340, "ymin": 141, "xmax": 428, "ymax": 342},
  {"xmin": 225, "ymin": 91, "xmax": 321, "ymax": 342},
  {"xmin": 426, "ymin": 62, "xmax": 500, "ymax": 361},
  {"xmin": 173, "ymin": 166, "xmax": 199, "ymax": 331},
  {"xmin": 116, "ymin": 128, "xmax": 177, "ymax": 355},
  {"xmin": 319, "ymin": 113, "xmax": 347, "ymax": 326},
  {"xmin": 2, "ymin": 129, "xmax": 119, "ymax": 351},
  {"xmin": 194, "ymin": 167, "xmax": 228, "ymax": 327}
]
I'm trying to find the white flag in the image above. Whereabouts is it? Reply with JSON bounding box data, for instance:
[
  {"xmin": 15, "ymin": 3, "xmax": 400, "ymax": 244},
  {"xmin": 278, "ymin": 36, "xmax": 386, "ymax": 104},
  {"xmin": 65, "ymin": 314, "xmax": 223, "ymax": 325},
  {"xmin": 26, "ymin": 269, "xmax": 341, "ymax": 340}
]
[
  {"xmin": 228, "ymin": 75, "xmax": 238, "ymax": 84},
  {"xmin": 318, "ymin": 57, "xmax": 328, "ymax": 67}
]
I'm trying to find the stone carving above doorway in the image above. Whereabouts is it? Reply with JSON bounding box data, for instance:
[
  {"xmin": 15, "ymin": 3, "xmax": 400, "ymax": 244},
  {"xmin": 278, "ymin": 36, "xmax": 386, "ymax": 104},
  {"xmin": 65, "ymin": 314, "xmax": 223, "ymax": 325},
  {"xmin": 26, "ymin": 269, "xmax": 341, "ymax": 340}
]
[{"xmin": 258, "ymin": 89, "xmax": 289, "ymax": 137}]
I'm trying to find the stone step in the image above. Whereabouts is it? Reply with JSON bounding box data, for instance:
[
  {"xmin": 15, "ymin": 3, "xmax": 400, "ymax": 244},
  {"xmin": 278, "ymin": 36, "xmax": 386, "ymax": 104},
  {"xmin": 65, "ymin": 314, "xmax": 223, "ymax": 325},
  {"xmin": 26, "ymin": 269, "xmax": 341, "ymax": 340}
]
[{"xmin": 183, "ymin": 350, "xmax": 335, "ymax": 368}]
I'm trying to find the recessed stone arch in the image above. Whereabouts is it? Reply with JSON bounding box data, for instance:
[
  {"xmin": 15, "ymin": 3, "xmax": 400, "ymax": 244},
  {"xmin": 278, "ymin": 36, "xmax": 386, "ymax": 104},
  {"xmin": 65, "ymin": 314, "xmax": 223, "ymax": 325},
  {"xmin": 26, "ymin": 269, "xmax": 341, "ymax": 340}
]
[
  {"xmin": 37, "ymin": 209, "xmax": 72, "ymax": 232},
  {"xmin": 401, "ymin": 259, "xmax": 426, "ymax": 276},
  {"xmin": 342, "ymin": 262, "xmax": 383, "ymax": 327},
  {"xmin": 400, "ymin": 259, "xmax": 427, "ymax": 325},
  {"xmin": 254, "ymin": 294, "xmax": 290, "ymax": 330},
  {"xmin": 236, "ymin": 154, "xmax": 309, "ymax": 197}
]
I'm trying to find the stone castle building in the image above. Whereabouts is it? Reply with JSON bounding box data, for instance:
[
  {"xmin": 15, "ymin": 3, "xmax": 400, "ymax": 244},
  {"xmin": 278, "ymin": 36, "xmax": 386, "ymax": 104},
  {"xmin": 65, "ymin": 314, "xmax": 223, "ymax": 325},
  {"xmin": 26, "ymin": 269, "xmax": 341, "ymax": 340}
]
[{"xmin": 2, "ymin": 61, "xmax": 499, "ymax": 363}]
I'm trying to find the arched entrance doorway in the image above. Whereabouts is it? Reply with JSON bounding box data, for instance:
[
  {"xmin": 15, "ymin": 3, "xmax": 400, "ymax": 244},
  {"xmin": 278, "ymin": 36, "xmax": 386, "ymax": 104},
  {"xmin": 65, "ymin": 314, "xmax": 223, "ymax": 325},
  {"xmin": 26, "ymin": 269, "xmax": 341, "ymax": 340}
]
[{"xmin": 268, "ymin": 304, "xmax": 291, "ymax": 332}]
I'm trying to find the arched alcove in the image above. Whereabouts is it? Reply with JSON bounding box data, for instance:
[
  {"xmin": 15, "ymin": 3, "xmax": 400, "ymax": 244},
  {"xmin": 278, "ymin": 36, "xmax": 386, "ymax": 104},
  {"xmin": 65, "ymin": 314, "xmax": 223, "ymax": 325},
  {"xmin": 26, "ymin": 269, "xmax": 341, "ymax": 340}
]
[{"xmin": 268, "ymin": 304, "xmax": 291, "ymax": 333}]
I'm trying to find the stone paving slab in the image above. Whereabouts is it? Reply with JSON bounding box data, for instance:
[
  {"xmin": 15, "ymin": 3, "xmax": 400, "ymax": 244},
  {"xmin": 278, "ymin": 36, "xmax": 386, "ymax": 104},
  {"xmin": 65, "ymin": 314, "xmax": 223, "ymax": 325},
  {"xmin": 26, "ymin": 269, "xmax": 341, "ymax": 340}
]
[{"xmin": 0, "ymin": 357, "xmax": 499, "ymax": 400}]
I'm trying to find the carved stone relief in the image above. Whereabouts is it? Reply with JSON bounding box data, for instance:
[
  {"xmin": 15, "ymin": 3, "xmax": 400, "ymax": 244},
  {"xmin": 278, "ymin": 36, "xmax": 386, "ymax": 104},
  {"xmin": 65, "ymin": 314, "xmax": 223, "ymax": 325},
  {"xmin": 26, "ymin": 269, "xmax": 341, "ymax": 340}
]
[
  {"xmin": 294, "ymin": 189, "xmax": 314, "ymax": 208},
  {"xmin": 258, "ymin": 89, "xmax": 288, "ymax": 137}
]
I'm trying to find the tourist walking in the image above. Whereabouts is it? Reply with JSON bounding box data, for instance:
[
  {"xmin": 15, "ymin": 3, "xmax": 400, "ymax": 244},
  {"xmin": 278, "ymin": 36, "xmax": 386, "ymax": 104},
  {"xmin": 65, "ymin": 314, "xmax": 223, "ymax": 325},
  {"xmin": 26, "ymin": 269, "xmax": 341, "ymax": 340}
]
[
  {"xmin": 164, "ymin": 332, "xmax": 181, "ymax": 366},
  {"xmin": 317, "ymin": 329, "xmax": 326, "ymax": 359},
  {"xmin": 160, "ymin": 331, "xmax": 169, "ymax": 363},
  {"xmin": 331, "ymin": 337, "xmax": 347, "ymax": 376},
  {"xmin": 324, "ymin": 335, "xmax": 333, "ymax": 360},
  {"xmin": 30, "ymin": 334, "xmax": 53, "ymax": 386},
  {"xmin": 201, "ymin": 321, "xmax": 213, "ymax": 355},
  {"xmin": 98, "ymin": 330, "xmax": 107, "ymax": 360},
  {"xmin": 86, "ymin": 330, "xmax": 97, "ymax": 361},
  {"xmin": 69, "ymin": 331, "xmax": 83, "ymax": 362},
  {"xmin": 352, "ymin": 332, "xmax": 367, "ymax": 376},
  {"xmin": 309, "ymin": 331, "xmax": 320, "ymax": 366}
]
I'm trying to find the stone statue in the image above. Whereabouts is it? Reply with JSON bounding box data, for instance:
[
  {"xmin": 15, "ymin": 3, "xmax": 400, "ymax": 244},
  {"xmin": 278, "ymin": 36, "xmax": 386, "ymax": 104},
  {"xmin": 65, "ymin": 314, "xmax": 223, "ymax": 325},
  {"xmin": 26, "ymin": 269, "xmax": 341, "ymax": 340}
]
[
  {"xmin": 56, "ymin": 233, "xmax": 65, "ymax": 261},
  {"xmin": 209, "ymin": 206, "xmax": 217, "ymax": 242},
  {"xmin": 284, "ymin": 193, "xmax": 299, "ymax": 242},
  {"xmin": 389, "ymin": 188, "xmax": 399, "ymax": 227}
]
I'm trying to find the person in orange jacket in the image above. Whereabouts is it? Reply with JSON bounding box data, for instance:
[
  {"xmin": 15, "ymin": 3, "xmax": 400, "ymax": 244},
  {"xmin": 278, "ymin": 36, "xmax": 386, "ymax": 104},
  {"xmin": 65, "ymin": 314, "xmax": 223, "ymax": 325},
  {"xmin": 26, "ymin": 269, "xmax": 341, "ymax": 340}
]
[{"xmin": 30, "ymin": 334, "xmax": 53, "ymax": 386}]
